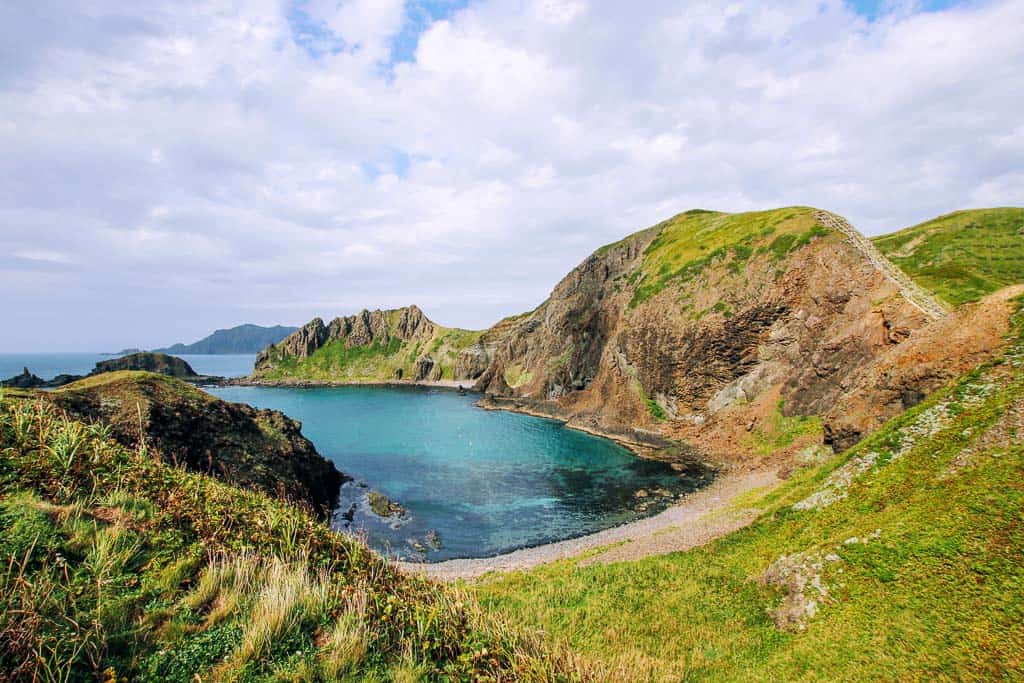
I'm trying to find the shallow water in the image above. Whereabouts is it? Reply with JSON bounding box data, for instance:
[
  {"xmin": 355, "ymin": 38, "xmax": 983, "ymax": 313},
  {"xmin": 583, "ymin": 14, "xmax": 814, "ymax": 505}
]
[
  {"xmin": 208, "ymin": 384, "xmax": 708, "ymax": 562},
  {"xmin": 0, "ymin": 353, "xmax": 255, "ymax": 380}
]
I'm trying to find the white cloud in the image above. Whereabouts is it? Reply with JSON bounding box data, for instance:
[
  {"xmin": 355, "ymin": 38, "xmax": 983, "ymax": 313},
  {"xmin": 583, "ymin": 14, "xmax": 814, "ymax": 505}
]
[{"xmin": 0, "ymin": 0, "xmax": 1022, "ymax": 350}]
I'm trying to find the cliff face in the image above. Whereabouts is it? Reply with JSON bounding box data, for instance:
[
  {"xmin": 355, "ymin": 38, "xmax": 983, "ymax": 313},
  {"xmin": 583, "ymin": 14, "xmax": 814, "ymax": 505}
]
[
  {"xmin": 466, "ymin": 208, "xmax": 935, "ymax": 460},
  {"xmin": 469, "ymin": 207, "xmax": 1014, "ymax": 463},
  {"xmin": 50, "ymin": 372, "xmax": 347, "ymax": 515}
]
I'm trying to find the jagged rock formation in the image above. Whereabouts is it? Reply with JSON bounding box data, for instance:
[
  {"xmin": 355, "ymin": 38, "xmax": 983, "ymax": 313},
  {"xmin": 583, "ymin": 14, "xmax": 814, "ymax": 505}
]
[
  {"xmin": 252, "ymin": 305, "xmax": 480, "ymax": 383},
  {"xmin": 0, "ymin": 368, "xmax": 49, "ymax": 389},
  {"xmin": 49, "ymin": 372, "xmax": 347, "ymax": 515}
]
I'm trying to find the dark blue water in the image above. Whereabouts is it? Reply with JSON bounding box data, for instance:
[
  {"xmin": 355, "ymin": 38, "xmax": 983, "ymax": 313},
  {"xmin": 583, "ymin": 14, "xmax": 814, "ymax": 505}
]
[
  {"xmin": 208, "ymin": 385, "xmax": 708, "ymax": 562},
  {"xmin": 0, "ymin": 353, "xmax": 255, "ymax": 380}
]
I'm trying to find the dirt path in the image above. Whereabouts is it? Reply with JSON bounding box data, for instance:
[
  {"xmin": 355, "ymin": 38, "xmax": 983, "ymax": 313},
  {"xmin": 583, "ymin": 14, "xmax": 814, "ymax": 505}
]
[
  {"xmin": 397, "ymin": 466, "xmax": 782, "ymax": 581},
  {"xmin": 815, "ymin": 210, "xmax": 948, "ymax": 321}
]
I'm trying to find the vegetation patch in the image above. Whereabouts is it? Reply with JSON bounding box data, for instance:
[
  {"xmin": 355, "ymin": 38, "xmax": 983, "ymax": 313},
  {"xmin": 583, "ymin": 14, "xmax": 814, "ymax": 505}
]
[
  {"xmin": 503, "ymin": 364, "xmax": 533, "ymax": 389},
  {"xmin": 625, "ymin": 207, "xmax": 832, "ymax": 307},
  {"xmin": 873, "ymin": 208, "xmax": 1024, "ymax": 305},
  {"xmin": 747, "ymin": 399, "xmax": 823, "ymax": 455},
  {"xmin": 0, "ymin": 396, "xmax": 584, "ymax": 680}
]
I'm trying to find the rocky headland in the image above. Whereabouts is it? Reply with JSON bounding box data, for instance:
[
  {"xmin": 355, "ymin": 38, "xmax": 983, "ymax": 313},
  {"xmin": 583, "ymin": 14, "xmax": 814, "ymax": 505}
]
[
  {"xmin": 45, "ymin": 371, "xmax": 348, "ymax": 515},
  {"xmin": 1, "ymin": 351, "xmax": 228, "ymax": 390}
]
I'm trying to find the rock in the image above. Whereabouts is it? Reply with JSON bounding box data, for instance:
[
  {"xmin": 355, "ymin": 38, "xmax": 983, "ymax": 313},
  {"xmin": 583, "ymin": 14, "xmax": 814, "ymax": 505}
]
[
  {"xmin": 48, "ymin": 373, "xmax": 348, "ymax": 516},
  {"xmin": 414, "ymin": 357, "xmax": 435, "ymax": 381},
  {"xmin": 255, "ymin": 306, "xmax": 438, "ymax": 375},
  {"xmin": 634, "ymin": 489, "xmax": 649, "ymax": 498},
  {"xmin": 0, "ymin": 368, "xmax": 85, "ymax": 389},
  {"xmin": 454, "ymin": 344, "xmax": 492, "ymax": 380},
  {"xmin": 91, "ymin": 352, "xmax": 198, "ymax": 378},
  {"xmin": 393, "ymin": 368, "xmax": 404, "ymax": 380},
  {"xmin": 0, "ymin": 367, "xmax": 47, "ymax": 388},
  {"xmin": 367, "ymin": 491, "xmax": 406, "ymax": 518}
]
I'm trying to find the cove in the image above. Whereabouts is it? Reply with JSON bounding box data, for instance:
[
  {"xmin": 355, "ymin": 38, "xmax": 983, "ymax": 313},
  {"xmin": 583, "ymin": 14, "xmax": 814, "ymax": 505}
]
[{"xmin": 208, "ymin": 385, "xmax": 709, "ymax": 561}]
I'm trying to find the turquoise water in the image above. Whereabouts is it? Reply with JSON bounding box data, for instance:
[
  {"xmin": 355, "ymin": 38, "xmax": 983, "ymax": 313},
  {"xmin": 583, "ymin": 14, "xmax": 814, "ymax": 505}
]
[
  {"xmin": 0, "ymin": 353, "xmax": 255, "ymax": 380},
  {"xmin": 208, "ymin": 385, "xmax": 709, "ymax": 562}
]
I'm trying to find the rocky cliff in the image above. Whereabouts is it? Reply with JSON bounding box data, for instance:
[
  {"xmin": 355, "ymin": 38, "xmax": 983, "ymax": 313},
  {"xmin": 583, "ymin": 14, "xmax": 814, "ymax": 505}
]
[
  {"xmin": 49, "ymin": 372, "xmax": 347, "ymax": 515},
  {"xmin": 252, "ymin": 305, "xmax": 482, "ymax": 383},
  {"xmin": 255, "ymin": 206, "xmax": 1022, "ymax": 465}
]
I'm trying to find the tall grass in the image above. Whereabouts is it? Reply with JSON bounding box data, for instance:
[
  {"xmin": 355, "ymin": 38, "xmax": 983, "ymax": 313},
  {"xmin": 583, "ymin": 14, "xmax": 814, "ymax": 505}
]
[{"xmin": 0, "ymin": 393, "xmax": 591, "ymax": 681}]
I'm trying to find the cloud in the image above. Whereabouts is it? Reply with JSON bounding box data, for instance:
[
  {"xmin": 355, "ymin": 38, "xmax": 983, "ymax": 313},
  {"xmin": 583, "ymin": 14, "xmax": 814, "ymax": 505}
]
[{"xmin": 0, "ymin": 0, "xmax": 1021, "ymax": 350}]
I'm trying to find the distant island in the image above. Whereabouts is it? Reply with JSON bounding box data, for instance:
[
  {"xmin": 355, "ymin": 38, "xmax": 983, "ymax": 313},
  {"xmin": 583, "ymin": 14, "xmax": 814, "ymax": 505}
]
[{"xmin": 150, "ymin": 323, "xmax": 298, "ymax": 354}]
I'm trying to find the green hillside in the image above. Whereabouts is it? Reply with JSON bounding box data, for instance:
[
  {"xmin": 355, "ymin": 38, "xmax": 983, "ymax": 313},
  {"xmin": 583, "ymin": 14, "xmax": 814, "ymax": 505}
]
[
  {"xmin": 477, "ymin": 295, "xmax": 1024, "ymax": 680},
  {"xmin": 0, "ymin": 393, "xmax": 579, "ymax": 680},
  {"xmin": 873, "ymin": 208, "xmax": 1024, "ymax": 306},
  {"xmin": 625, "ymin": 207, "xmax": 831, "ymax": 307}
]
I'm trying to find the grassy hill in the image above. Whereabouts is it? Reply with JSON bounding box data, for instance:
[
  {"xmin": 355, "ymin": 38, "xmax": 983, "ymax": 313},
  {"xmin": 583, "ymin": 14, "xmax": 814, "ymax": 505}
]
[
  {"xmin": 0, "ymin": 392, "xmax": 581, "ymax": 680},
  {"xmin": 476, "ymin": 293, "xmax": 1024, "ymax": 680},
  {"xmin": 624, "ymin": 206, "xmax": 829, "ymax": 308},
  {"xmin": 873, "ymin": 208, "xmax": 1024, "ymax": 306}
]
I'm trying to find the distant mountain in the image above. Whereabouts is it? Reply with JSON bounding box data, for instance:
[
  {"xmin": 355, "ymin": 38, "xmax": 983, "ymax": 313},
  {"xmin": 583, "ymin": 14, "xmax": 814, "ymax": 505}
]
[{"xmin": 153, "ymin": 324, "xmax": 298, "ymax": 355}]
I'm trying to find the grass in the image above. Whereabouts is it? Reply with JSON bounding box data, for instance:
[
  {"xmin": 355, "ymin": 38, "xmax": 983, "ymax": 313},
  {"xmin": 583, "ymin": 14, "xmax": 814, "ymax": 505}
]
[
  {"xmin": 475, "ymin": 297, "xmax": 1024, "ymax": 680},
  {"xmin": 873, "ymin": 208, "xmax": 1024, "ymax": 306},
  {"xmin": 503, "ymin": 364, "xmax": 533, "ymax": 389},
  {"xmin": 0, "ymin": 395, "xmax": 587, "ymax": 680},
  {"xmin": 747, "ymin": 399, "xmax": 823, "ymax": 455},
  {"xmin": 624, "ymin": 207, "xmax": 834, "ymax": 307}
]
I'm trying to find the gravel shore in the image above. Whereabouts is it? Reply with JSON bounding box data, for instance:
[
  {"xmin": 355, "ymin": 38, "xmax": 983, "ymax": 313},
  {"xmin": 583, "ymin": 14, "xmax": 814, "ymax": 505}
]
[{"xmin": 397, "ymin": 465, "xmax": 781, "ymax": 581}]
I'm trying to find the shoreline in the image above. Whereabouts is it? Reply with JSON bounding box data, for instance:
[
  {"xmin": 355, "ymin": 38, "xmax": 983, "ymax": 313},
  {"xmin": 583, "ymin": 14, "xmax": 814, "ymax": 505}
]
[
  {"xmin": 396, "ymin": 464, "xmax": 780, "ymax": 581},
  {"xmin": 230, "ymin": 377, "xmax": 473, "ymax": 390},
  {"xmin": 231, "ymin": 376, "xmax": 706, "ymax": 464}
]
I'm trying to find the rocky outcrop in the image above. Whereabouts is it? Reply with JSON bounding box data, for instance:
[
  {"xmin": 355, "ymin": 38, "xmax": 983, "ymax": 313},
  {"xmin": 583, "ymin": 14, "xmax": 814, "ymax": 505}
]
[
  {"xmin": 464, "ymin": 208, "xmax": 949, "ymax": 462},
  {"xmin": 50, "ymin": 372, "xmax": 347, "ymax": 515},
  {"xmin": 258, "ymin": 318, "xmax": 329, "ymax": 365},
  {"xmin": 254, "ymin": 305, "xmax": 438, "ymax": 375},
  {"xmin": 822, "ymin": 285, "xmax": 1024, "ymax": 451},
  {"xmin": 2, "ymin": 352, "xmax": 222, "ymax": 390},
  {"xmin": 92, "ymin": 352, "xmax": 198, "ymax": 378},
  {"xmin": 1, "ymin": 368, "xmax": 49, "ymax": 389}
]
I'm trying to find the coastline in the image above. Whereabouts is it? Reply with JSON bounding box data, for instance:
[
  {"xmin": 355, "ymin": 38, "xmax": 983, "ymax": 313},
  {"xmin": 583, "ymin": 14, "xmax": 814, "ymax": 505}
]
[{"xmin": 396, "ymin": 464, "xmax": 780, "ymax": 581}]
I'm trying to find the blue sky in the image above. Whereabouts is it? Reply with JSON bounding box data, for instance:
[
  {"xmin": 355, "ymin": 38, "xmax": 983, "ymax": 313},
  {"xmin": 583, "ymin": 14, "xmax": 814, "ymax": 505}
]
[{"xmin": 0, "ymin": 0, "xmax": 1021, "ymax": 351}]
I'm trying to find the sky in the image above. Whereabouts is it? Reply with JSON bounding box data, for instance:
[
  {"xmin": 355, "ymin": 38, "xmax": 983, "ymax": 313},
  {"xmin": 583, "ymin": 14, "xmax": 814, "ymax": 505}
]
[{"xmin": 1, "ymin": 0, "xmax": 1022, "ymax": 351}]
